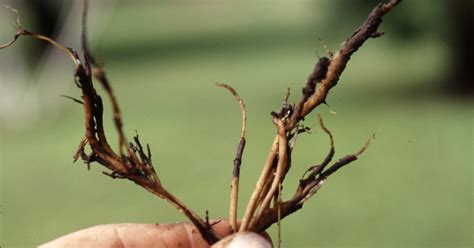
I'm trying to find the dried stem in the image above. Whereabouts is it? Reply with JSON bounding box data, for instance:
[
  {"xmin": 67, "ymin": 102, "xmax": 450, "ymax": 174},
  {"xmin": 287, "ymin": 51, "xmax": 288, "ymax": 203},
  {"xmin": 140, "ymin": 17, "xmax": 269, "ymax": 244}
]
[
  {"xmin": 73, "ymin": 137, "xmax": 88, "ymax": 163},
  {"xmin": 0, "ymin": 3, "xmax": 219, "ymax": 244},
  {"xmin": 0, "ymin": 28, "xmax": 80, "ymax": 66},
  {"xmin": 241, "ymin": 0, "xmax": 400, "ymax": 233},
  {"xmin": 253, "ymin": 131, "xmax": 374, "ymax": 232},
  {"xmin": 60, "ymin": 95, "xmax": 84, "ymax": 105},
  {"xmin": 277, "ymin": 182, "xmax": 283, "ymax": 248},
  {"xmin": 239, "ymin": 136, "xmax": 279, "ymax": 231},
  {"xmin": 298, "ymin": 0, "xmax": 401, "ymax": 119},
  {"xmin": 301, "ymin": 115, "xmax": 335, "ymax": 180},
  {"xmin": 93, "ymin": 67, "xmax": 128, "ymax": 158},
  {"xmin": 216, "ymin": 83, "xmax": 248, "ymax": 233},
  {"xmin": 250, "ymin": 119, "xmax": 288, "ymax": 228},
  {"xmin": 2, "ymin": 0, "xmax": 401, "ymax": 241}
]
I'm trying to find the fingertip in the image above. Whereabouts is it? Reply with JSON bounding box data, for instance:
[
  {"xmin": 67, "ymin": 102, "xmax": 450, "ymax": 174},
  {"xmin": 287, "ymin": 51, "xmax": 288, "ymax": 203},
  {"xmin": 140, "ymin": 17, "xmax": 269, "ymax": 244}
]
[{"xmin": 211, "ymin": 232, "xmax": 273, "ymax": 248}]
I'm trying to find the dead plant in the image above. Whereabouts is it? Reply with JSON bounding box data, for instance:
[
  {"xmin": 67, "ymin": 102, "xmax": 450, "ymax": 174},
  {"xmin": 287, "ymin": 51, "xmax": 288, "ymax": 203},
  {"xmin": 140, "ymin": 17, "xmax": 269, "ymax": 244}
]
[{"xmin": 1, "ymin": 0, "xmax": 401, "ymax": 245}]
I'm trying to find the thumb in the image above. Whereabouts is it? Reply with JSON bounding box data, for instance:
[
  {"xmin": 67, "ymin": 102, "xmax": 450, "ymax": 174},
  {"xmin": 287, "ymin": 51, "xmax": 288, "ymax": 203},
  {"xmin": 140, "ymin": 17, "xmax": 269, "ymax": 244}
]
[{"xmin": 211, "ymin": 232, "xmax": 273, "ymax": 248}]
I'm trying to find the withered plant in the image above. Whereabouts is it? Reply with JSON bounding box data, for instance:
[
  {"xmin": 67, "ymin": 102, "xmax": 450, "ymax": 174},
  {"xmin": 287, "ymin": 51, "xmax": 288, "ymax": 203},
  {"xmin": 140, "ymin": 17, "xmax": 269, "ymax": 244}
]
[{"xmin": 1, "ymin": 0, "xmax": 401, "ymax": 245}]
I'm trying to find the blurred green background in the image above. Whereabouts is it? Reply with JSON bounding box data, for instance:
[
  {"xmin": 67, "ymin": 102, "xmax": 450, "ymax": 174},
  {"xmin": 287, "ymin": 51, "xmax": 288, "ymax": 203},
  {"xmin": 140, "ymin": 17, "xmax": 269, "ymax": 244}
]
[{"xmin": 0, "ymin": 0, "xmax": 472, "ymax": 247}]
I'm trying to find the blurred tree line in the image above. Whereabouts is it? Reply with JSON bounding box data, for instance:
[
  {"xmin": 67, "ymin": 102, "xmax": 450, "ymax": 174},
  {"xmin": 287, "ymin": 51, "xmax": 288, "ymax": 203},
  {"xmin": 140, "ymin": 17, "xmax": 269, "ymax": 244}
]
[
  {"xmin": 23, "ymin": 0, "xmax": 473, "ymax": 95},
  {"xmin": 323, "ymin": 0, "xmax": 473, "ymax": 95},
  {"xmin": 17, "ymin": 1, "xmax": 72, "ymax": 68}
]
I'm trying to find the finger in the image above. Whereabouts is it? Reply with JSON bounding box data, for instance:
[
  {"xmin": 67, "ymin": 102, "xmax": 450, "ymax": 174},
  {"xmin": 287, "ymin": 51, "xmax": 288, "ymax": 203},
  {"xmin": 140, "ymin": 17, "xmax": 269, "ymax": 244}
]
[
  {"xmin": 211, "ymin": 232, "xmax": 272, "ymax": 248},
  {"xmin": 39, "ymin": 220, "xmax": 237, "ymax": 248}
]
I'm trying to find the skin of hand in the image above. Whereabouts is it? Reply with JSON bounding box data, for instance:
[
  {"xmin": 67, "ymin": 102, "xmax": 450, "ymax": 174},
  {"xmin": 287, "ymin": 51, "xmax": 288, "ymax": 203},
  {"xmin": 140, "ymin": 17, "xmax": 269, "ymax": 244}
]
[{"xmin": 39, "ymin": 220, "xmax": 272, "ymax": 248}]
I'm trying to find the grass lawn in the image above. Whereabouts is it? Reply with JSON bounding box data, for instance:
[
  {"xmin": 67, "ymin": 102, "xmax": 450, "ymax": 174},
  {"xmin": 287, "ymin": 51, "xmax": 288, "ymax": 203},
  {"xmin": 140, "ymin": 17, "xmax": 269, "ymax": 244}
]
[{"xmin": 1, "ymin": 1, "xmax": 472, "ymax": 247}]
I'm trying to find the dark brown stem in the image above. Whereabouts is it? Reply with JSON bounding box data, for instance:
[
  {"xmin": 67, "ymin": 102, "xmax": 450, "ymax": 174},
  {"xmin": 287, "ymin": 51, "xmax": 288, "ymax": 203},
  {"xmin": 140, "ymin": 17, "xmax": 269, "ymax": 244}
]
[
  {"xmin": 299, "ymin": 0, "xmax": 401, "ymax": 118},
  {"xmin": 243, "ymin": 0, "xmax": 400, "ymax": 232},
  {"xmin": 2, "ymin": 0, "xmax": 400, "ymax": 240},
  {"xmin": 0, "ymin": 2, "xmax": 220, "ymax": 245},
  {"xmin": 143, "ymin": 185, "xmax": 219, "ymax": 243},
  {"xmin": 253, "ymin": 132, "xmax": 375, "ymax": 233}
]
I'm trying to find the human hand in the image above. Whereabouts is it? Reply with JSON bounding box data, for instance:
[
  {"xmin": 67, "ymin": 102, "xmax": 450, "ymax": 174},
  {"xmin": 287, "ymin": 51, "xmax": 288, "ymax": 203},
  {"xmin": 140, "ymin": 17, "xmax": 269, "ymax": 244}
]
[{"xmin": 40, "ymin": 220, "xmax": 272, "ymax": 248}]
